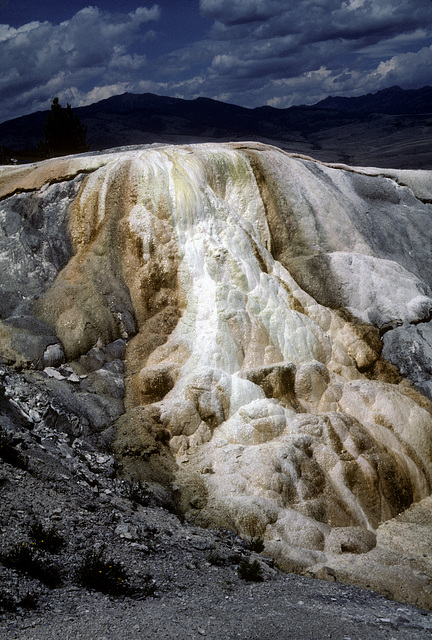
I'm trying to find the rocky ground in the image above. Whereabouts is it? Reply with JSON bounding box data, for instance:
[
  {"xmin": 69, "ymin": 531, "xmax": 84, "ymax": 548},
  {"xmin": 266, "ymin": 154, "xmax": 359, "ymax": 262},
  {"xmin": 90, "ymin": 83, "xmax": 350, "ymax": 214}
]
[{"xmin": 1, "ymin": 360, "xmax": 432, "ymax": 640}]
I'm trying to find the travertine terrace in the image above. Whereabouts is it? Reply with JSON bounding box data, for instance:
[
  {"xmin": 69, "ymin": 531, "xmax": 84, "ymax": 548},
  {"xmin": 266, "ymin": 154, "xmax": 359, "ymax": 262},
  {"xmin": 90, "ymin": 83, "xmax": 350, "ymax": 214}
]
[{"xmin": 1, "ymin": 142, "xmax": 432, "ymax": 606}]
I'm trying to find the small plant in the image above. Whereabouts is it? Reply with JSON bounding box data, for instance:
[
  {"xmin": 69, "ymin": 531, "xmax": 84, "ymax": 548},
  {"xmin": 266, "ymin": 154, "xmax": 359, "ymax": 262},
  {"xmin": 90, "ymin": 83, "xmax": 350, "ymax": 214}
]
[
  {"xmin": 75, "ymin": 550, "xmax": 128, "ymax": 596},
  {"xmin": 0, "ymin": 431, "xmax": 28, "ymax": 470},
  {"xmin": 0, "ymin": 543, "xmax": 62, "ymax": 588},
  {"xmin": 237, "ymin": 558, "xmax": 263, "ymax": 582},
  {"xmin": 249, "ymin": 537, "xmax": 265, "ymax": 553},
  {"xmin": 205, "ymin": 544, "xmax": 242, "ymax": 567},
  {"xmin": 115, "ymin": 478, "xmax": 151, "ymax": 508},
  {"xmin": 76, "ymin": 549, "xmax": 156, "ymax": 598},
  {"xmin": 0, "ymin": 589, "xmax": 37, "ymax": 613},
  {"xmin": 29, "ymin": 521, "xmax": 65, "ymax": 554},
  {"xmin": 0, "ymin": 590, "xmax": 18, "ymax": 613},
  {"xmin": 206, "ymin": 548, "xmax": 227, "ymax": 567}
]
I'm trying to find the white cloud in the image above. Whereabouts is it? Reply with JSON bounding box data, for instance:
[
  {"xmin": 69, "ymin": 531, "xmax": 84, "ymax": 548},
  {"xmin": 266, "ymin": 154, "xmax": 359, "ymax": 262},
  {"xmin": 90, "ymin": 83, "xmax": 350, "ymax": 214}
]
[
  {"xmin": 373, "ymin": 45, "xmax": 432, "ymax": 88},
  {"xmin": 193, "ymin": 0, "xmax": 432, "ymax": 107},
  {"xmin": 211, "ymin": 54, "xmax": 238, "ymax": 73},
  {"xmin": 253, "ymin": 42, "xmax": 432, "ymax": 110},
  {"xmin": 0, "ymin": 5, "xmax": 161, "ymax": 122},
  {"xmin": 129, "ymin": 5, "xmax": 161, "ymax": 23},
  {"xmin": 0, "ymin": 21, "xmax": 42, "ymax": 42},
  {"xmin": 82, "ymin": 83, "xmax": 131, "ymax": 104}
]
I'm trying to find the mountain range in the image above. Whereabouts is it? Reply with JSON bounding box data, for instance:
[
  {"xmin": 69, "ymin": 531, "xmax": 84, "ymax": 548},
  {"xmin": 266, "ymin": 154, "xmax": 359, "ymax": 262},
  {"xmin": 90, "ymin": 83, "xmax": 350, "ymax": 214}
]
[
  {"xmin": 0, "ymin": 85, "xmax": 431, "ymax": 169},
  {"xmin": 316, "ymin": 85, "xmax": 432, "ymax": 114}
]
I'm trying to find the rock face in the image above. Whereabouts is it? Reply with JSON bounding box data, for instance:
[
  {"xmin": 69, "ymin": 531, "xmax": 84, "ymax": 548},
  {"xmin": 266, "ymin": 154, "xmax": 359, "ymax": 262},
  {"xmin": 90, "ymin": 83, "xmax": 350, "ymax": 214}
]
[{"xmin": 1, "ymin": 142, "xmax": 432, "ymax": 606}]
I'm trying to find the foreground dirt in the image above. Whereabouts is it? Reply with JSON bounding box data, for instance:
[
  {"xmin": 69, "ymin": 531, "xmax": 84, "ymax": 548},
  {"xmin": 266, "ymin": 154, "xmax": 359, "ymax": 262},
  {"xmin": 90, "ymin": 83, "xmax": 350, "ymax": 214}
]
[{"xmin": 3, "ymin": 575, "xmax": 432, "ymax": 640}]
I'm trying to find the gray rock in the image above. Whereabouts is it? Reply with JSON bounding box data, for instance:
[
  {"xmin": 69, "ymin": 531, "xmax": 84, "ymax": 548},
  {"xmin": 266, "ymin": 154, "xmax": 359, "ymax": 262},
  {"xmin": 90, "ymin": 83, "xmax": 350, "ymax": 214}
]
[
  {"xmin": 325, "ymin": 527, "xmax": 377, "ymax": 554},
  {"xmin": 42, "ymin": 344, "xmax": 65, "ymax": 368},
  {"xmin": 0, "ymin": 178, "xmax": 81, "ymax": 320},
  {"xmin": 382, "ymin": 321, "xmax": 432, "ymax": 396}
]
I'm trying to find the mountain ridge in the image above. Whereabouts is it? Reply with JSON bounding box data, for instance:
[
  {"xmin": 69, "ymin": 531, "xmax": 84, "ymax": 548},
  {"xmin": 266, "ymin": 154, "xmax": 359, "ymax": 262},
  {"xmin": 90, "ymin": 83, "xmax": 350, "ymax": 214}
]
[
  {"xmin": 0, "ymin": 86, "xmax": 431, "ymax": 168},
  {"xmin": 316, "ymin": 85, "xmax": 432, "ymax": 115}
]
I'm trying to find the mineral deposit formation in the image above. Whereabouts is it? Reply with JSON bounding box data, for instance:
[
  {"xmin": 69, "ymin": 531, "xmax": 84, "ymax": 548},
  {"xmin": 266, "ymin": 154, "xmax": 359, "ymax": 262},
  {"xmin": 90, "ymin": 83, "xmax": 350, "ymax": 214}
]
[{"xmin": 1, "ymin": 142, "xmax": 432, "ymax": 604}]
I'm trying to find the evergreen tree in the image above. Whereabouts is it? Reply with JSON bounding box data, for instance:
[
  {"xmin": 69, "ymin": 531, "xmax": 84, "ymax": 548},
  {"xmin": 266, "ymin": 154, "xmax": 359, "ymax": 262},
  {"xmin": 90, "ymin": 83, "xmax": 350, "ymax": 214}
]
[{"xmin": 39, "ymin": 98, "xmax": 89, "ymax": 157}]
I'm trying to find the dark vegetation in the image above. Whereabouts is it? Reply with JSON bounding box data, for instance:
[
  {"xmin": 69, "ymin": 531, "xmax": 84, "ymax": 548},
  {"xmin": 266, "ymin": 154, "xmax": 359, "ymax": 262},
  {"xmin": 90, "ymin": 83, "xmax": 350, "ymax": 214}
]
[
  {"xmin": 75, "ymin": 550, "xmax": 128, "ymax": 596},
  {"xmin": 0, "ymin": 543, "xmax": 63, "ymax": 588},
  {"xmin": 249, "ymin": 537, "xmax": 265, "ymax": 553},
  {"xmin": 38, "ymin": 98, "xmax": 89, "ymax": 158},
  {"xmin": 0, "ymin": 430, "xmax": 28, "ymax": 470},
  {"xmin": 0, "ymin": 518, "xmax": 156, "ymax": 610},
  {"xmin": 0, "ymin": 590, "xmax": 37, "ymax": 614},
  {"xmin": 237, "ymin": 558, "xmax": 264, "ymax": 582},
  {"xmin": 29, "ymin": 521, "xmax": 66, "ymax": 554},
  {"xmin": 75, "ymin": 549, "xmax": 156, "ymax": 599}
]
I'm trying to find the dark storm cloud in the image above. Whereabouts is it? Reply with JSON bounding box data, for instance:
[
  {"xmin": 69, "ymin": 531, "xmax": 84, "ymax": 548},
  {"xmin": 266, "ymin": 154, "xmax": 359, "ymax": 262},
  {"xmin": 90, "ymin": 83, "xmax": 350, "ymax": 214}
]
[
  {"xmin": 0, "ymin": 5, "xmax": 160, "ymax": 122},
  {"xmin": 0, "ymin": 0, "xmax": 431, "ymax": 123},
  {"xmin": 196, "ymin": 0, "xmax": 432, "ymax": 106}
]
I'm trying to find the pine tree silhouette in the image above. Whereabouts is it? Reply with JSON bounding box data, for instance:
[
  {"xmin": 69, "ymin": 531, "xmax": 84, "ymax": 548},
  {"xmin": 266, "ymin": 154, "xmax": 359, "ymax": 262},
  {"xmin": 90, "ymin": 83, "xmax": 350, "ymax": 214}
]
[{"xmin": 39, "ymin": 98, "xmax": 89, "ymax": 157}]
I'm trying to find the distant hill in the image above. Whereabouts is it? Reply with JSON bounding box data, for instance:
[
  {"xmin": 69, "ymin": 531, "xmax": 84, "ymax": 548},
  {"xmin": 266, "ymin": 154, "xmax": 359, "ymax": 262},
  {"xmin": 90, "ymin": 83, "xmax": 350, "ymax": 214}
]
[
  {"xmin": 0, "ymin": 86, "xmax": 431, "ymax": 168},
  {"xmin": 0, "ymin": 92, "xmax": 359, "ymax": 152},
  {"xmin": 315, "ymin": 85, "xmax": 432, "ymax": 115}
]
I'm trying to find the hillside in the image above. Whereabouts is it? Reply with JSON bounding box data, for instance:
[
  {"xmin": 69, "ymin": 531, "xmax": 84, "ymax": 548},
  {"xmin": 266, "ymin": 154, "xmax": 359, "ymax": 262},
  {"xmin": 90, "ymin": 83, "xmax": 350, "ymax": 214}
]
[
  {"xmin": 316, "ymin": 85, "xmax": 432, "ymax": 115},
  {"xmin": 0, "ymin": 86, "xmax": 431, "ymax": 168}
]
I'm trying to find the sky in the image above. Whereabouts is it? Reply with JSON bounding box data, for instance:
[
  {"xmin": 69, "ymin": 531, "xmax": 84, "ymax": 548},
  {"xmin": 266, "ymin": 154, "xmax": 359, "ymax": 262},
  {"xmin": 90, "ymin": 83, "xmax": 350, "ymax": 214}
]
[{"xmin": 0, "ymin": 0, "xmax": 431, "ymax": 123}]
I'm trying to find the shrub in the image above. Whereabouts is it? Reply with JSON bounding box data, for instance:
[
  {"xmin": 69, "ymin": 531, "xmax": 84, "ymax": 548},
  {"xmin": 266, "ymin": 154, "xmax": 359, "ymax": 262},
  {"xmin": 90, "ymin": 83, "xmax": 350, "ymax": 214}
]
[
  {"xmin": 205, "ymin": 548, "xmax": 227, "ymax": 566},
  {"xmin": 75, "ymin": 550, "xmax": 128, "ymax": 596},
  {"xmin": 29, "ymin": 521, "xmax": 65, "ymax": 554},
  {"xmin": 0, "ymin": 431, "xmax": 28, "ymax": 470},
  {"xmin": 249, "ymin": 537, "xmax": 265, "ymax": 553},
  {"xmin": 0, "ymin": 543, "xmax": 62, "ymax": 588},
  {"xmin": 0, "ymin": 589, "xmax": 37, "ymax": 613},
  {"xmin": 0, "ymin": 590, "xmax": 18, "ymax": 613},
  {"xmin": 237, "ymin": 558, "xmax": 263, "ymax": 582},
  {"xmin": 205, "ymin": 544, "xmax": 242, "ymax": 567},
  {"xmin": 76, "ymin": 549, "xmax": 155, "ymax": 598}
]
